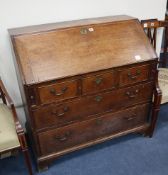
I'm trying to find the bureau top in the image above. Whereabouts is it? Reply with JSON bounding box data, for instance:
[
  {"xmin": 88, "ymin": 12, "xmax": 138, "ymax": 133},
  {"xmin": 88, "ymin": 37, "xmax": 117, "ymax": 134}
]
[
  {"xmin": 9, "ymin": 15, "xmax": 135, "ymax": 35},
  {"xmin": 9, "ymin": 15, "xmax": 157, "ymax": 85}
]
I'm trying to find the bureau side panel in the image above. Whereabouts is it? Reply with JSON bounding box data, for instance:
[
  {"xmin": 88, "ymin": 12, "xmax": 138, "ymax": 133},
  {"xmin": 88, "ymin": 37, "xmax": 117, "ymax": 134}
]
[{"xmin": 9, "ymin": 36, "xmax": 42, "ymax": 156}]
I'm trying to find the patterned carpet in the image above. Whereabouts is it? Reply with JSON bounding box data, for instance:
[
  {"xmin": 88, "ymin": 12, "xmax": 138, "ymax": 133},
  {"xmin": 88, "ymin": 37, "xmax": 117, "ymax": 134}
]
[{"xmin": 0, "ymin": 104, "xmax": 168, "ymax": 175}]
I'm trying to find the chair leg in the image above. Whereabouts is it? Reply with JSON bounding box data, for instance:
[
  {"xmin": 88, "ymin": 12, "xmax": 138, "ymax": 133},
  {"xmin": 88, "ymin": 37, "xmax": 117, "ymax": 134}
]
[
  {"xmin": 23, "ymin": 148, "xmax": 33, "ymax": 175},
  {"xmin": 19, "ymin": 134, "xmax": 33, "ymax": 175},
  {"xmin": 148, "ymin": 77, "xmax": 162, "ymax": 137}
]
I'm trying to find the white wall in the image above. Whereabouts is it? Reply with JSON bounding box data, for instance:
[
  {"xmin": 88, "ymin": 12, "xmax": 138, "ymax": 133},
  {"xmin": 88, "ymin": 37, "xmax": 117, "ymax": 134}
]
[{"xmin": 0, "ymin": 0, "xmax": 167, "ymax": 125}]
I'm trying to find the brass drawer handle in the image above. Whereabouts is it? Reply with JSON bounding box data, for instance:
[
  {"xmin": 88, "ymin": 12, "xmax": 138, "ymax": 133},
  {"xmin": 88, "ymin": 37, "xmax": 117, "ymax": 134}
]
[
  {"xmin": 96, "ymin": 118, "xmax": 103, "ymax": 125},
  {"xmin": 95, "ymin": 77, "xmax": 103, "ymax": 85},
  {"xmin": 126, "ymin": 89, "xmax": 139, "ymax": 98},
  {"xmin": 50, "ymin": 87, "xmax": 68, "ymax": 96},
  {"xmin": 125, "ymin": 92, "xmax": 136, "ymax": 98},
  {"xmin": 51, "ymin": 106, "xmax": 69, "ymax": 117},
  {"xmin": 95, "ymin": 96, "xmax": 103, "ymax": 102},
  {"xmin": 127, "ymin": 70, "xmax": 141, "ymax": 80},
  {"xmin": 126, "ymin": 117, "xmax": 135, "ymax": 121},
  {"xmin": 124, "ymin": 114, "xmax": 136, "ymax": 121},
  {"xmin": 55, "ymin": 131, "xmax": 71, "ymax": 142}
]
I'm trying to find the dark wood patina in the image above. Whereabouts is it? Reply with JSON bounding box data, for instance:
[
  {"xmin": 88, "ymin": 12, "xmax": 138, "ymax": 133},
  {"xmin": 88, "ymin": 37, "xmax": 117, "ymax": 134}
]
[{"xmin": 9, "ymin": 15, "xmax": 161, "ymax": 171}]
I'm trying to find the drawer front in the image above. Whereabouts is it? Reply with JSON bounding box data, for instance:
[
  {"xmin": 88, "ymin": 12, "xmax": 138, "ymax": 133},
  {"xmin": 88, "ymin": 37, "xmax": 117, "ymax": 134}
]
[
  {"xmin": 37, "ymin": 80, "xmax": 78, "ymax": 104},
  {"xmin": 38, "ymin": 103, "xmax": 150, "ymax": 155},
  {"xmin": 82, "ymin": 71, "xmax": 116, "ymax": 95},
  {"xmin": 33, "ymin": 82, "xmax": 153, "ymax": 130},
  {"xmin": 119, "ymin": 64, "xmax": 151, "ymax": 87}
]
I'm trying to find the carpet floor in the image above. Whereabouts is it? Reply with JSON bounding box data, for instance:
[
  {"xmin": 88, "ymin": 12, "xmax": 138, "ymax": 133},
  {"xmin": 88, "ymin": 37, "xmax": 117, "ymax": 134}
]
[{"xmin": 0, "ymin": 104, "xmax": 168, "ymax": 175}]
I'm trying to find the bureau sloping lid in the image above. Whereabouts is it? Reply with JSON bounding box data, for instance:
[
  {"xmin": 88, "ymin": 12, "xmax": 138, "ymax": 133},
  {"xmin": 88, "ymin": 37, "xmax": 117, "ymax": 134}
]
[{"xmin": 9, "ymin": 15, "xmax": 157, "ymax": 85}]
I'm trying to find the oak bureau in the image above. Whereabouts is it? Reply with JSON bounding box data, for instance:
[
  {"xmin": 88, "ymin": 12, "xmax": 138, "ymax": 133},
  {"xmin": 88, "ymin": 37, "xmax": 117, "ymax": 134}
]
[{"xmin": 9, "ymin": 15, "xmax": 162, "ymax": 171}]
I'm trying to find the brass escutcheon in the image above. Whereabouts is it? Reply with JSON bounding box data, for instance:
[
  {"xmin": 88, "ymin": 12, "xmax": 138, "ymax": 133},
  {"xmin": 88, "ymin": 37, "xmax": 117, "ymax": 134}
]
[
  {"xmin": 95, "ymin": 96, "xmax": 103, "ymax": 102},
  {"xmin": 80, "ymin": 28, "xmax": 88, "ymax": 35},
  {"xmin": 95, "ymin": 77, "xmax": 103, "ymax": 85}
]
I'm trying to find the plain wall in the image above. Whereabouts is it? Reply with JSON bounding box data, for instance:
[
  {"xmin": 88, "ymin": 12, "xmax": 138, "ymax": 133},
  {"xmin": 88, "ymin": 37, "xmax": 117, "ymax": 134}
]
[{"xmin": 0, "ymin": 0, "xmax": 167, "ymax": 125}]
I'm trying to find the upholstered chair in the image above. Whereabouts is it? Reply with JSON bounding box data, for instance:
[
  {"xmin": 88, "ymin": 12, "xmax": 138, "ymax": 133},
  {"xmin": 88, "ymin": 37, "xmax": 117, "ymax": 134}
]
[
  {"xmin": 0, "ymin": 78, "xmax": 33, "ymax": 175},
  {"xmin": 141, "ymin": 19, "xmax": 168, "ymax": 104}
]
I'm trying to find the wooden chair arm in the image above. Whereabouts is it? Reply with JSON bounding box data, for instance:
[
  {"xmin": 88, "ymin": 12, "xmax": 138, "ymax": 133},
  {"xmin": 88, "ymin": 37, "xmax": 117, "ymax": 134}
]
[
  {"xmin": 11, "ymin": 104, "xmax": 24, "ymax": 134},
  {"xmin": 0, "ymin": 78, "xmax": 13, "ymax": 105},
  {"xmin": 0, "ymin": 78, "xmax": 24, "ymax": 134},
  {"xmin": 147, "ymin": 69, "xmax": 162, "ymax": 137},
  {"xmin": 154, "ymin": 70, "xmax": 162, "ymax": 105}
]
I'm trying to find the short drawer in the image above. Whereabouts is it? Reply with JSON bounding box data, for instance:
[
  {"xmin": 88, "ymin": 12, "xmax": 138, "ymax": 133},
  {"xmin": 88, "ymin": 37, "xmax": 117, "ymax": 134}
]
[
  {"xmin": 119, "ymin": 64, "xmax": 152, "ymax": 87},
  {"xmin": 38, "ymin": 103, "xmax": 150, "ymax": 155},
  {"xmin": 37, "ymin": 80, "xmax": 78, "ymax": 104},
  {"xmin": 32, "ymin": 82, "xmax": 153, "ymax": 130},
  {"xmin": 82, "ymin": 71, "xmax": 116, "ymax": 95}
]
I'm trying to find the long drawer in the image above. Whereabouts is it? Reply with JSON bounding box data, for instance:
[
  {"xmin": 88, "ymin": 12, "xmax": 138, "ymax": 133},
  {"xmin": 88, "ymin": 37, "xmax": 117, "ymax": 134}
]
[
  {"xmin": 38, "ymin": 103, "xmax": 150, "ymax": 155},
  {"xmin": 32, "ymin": 81, "xmax": 154, "ymax": 130}
]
